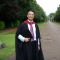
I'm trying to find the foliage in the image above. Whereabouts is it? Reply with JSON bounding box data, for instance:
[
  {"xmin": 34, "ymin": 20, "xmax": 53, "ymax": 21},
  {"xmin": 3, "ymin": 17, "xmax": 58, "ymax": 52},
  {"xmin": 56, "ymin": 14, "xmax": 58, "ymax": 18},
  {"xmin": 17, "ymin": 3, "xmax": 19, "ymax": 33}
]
[
  {"xmin": 0, "ymin": 0, "xmax": 46, "ymax": 28},
  {"xmin": 48, "ymin": 13, "xmax": 55, "ymax": 21},
  {"xmin": 0, "ymin": 21, "xmax": 5, "ymax": 30},
  {"xmin": 54, "ymin": 5, "xmax": 60, "ymax": 22}
]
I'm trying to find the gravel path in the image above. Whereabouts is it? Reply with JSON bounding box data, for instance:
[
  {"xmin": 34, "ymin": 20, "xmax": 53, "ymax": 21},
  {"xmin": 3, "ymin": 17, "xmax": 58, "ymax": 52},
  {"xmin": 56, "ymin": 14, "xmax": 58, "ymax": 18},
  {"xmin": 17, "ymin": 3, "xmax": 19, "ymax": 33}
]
[{"xmin": 41, "ymin": 21, "xmax": 60, "ymax": 60}]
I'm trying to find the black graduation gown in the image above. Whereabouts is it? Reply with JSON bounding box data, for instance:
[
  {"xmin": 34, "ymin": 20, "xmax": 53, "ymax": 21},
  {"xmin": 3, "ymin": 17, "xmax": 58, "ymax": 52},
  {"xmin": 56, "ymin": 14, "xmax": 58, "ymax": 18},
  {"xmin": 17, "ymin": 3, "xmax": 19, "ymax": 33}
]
[{"xmin": 15, "ymin": 22, "xmax": 44, "ymax": 60}]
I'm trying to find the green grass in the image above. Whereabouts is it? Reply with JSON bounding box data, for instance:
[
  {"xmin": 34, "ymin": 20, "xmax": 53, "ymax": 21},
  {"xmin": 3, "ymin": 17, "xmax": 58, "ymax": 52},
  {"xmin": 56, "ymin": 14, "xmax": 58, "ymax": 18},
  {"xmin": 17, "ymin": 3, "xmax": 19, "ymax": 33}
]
[
  {"xmin": 0, "ymin": 33, "xmax": 15, "ymax": 60},
  {"xmin": 38, "ymin": 22, "xmax": 46, "ymax": 29}
]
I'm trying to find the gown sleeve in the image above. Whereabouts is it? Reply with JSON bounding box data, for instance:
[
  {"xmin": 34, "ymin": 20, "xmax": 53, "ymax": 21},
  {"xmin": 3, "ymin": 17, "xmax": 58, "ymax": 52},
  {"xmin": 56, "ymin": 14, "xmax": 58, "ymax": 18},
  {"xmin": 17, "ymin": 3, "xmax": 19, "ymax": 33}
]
[
  {"xmin": 18, "ymin": 34, "xmax": 25, "ymax": 42},
  {"xmin": 15, "ymin": 23, "xmax": 25, "ymax": 42},
  {"xmin": 36, "ymin": 23, "xmax": 41, "ymax": 45}
]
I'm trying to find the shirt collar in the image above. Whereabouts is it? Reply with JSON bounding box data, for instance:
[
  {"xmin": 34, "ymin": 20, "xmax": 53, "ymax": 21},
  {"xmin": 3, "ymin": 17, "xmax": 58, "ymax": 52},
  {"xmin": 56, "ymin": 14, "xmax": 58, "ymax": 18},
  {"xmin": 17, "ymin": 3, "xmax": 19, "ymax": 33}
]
[{"xmin": 28, "ymin": 20, "xmax": 33, "ymax": 23}]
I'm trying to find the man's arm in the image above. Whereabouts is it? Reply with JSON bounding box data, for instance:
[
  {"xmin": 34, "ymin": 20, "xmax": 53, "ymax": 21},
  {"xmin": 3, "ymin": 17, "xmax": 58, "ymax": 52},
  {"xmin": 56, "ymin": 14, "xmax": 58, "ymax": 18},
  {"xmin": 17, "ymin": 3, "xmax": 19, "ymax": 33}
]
[{"xmin": 18, "ymin": 34, "xmax": 30, "ymax": 43}]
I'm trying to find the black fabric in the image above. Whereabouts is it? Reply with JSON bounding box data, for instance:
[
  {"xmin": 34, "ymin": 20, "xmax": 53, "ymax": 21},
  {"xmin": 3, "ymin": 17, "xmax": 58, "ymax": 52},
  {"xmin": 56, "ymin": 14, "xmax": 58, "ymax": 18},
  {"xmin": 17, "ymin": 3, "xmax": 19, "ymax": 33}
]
[{"xmin": 15, "ymin": 22, "xmax": 44, "ymax": 60}]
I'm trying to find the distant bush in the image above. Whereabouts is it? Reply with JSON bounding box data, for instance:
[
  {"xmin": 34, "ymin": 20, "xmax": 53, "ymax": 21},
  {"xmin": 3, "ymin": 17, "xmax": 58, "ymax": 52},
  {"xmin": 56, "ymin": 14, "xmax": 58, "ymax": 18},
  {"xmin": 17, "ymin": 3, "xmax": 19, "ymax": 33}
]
[
  {"xmin": 0, "ymin": 21, "xmax": 5, "ymax": 30},
  {"xmin": 11, "ymin": 20, "xmax": 20, "ymax": 28}
]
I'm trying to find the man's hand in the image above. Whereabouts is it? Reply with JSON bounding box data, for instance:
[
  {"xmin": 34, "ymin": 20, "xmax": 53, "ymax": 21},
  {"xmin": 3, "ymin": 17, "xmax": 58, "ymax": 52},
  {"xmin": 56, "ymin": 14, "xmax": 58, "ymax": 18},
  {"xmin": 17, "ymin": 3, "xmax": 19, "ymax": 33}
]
[{"xmin": 24, "ymin": 38, "xmax": 30, "ymax": 43}]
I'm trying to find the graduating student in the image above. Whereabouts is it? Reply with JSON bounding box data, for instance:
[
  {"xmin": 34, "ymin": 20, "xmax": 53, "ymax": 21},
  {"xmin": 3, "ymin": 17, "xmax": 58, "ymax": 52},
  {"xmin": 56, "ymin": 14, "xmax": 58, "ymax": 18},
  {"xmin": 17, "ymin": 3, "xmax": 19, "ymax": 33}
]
[{"xmin": 15, "ymin": 10, "xmax": 44, "ymax": 60}]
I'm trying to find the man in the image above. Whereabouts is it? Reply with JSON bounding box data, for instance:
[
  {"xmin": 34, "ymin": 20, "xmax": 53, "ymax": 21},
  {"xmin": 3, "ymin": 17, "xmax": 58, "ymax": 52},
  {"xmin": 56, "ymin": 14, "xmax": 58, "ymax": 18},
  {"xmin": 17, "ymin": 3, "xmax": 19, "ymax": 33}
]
[{"xmin": 15, "ymin": 10, "xmax": 44, "ymax": 60}]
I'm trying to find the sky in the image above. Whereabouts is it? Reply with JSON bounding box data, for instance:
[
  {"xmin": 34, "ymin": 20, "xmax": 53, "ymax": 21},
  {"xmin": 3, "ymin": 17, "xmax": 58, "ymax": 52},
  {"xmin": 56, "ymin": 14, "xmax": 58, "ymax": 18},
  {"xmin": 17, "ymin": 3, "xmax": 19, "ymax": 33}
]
[{"xmin": 36, "ymin": 0, "xmax": 60, "ymax": 15}]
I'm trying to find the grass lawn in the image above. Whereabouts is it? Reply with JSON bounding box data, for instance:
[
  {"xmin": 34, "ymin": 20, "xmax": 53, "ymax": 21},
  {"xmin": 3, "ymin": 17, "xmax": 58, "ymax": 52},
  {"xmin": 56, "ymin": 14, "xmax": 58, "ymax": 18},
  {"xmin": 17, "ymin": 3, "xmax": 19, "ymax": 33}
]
[
  {"xmin": 0, "ymin": 22, "xmax": 45, "ymax": 60},
  {"xmin": 38, "ymin": 22, "xmax": 46, "ymax": 29},
  {"xmin": 0, "ymin": 33, "xmax": 15, "ymax": 60}
]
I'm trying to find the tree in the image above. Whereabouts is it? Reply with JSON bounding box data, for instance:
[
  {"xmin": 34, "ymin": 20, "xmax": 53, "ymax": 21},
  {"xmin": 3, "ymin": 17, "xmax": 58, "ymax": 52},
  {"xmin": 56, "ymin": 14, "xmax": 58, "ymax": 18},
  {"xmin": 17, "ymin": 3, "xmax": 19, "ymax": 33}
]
[
  {"xmin": 48, "ymin": 13, "xmax": 55, "ymax": 21},
  {"xmin": 0, "ymin": 0, "xmax": 19, "ymax": 28},
  {"xmin": 54, "ymin": 5, "xmax": 60, "ymax": 22},
  {"xmin": 0, "ymin": 0, "xmax": 46, "ymax": 29}
]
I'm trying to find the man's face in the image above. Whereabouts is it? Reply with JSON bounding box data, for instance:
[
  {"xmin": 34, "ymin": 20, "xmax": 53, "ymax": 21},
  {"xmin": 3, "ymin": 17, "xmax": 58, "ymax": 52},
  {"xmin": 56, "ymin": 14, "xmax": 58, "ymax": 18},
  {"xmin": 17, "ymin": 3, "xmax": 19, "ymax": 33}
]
[{"xmin": 27, "ymin": 11, "xmax": 34, "ymax": 21}]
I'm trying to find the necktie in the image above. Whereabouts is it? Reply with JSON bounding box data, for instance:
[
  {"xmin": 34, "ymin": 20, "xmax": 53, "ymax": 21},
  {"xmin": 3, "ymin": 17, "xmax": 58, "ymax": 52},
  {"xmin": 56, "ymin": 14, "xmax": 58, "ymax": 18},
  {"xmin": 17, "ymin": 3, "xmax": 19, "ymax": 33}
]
[{"xmin": 29, "ymin": 23, "xmax": 34, "ymax": 40}]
